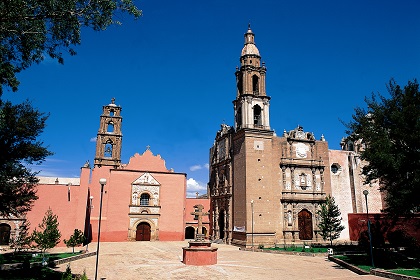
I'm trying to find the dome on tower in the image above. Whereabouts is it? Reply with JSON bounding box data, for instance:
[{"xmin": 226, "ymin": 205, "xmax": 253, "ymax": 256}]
[{"xmin": 241, "ymin": 44, "xmax": 260, "ymax": 57}]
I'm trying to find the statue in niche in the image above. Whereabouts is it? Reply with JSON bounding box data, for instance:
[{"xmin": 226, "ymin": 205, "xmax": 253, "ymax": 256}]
[
  {"xmin": 132, "ymin": 192, "xmax": 138, "ymax": 205},
  {"xmin": 287, "ymin": 211, "xmax": 293, "ymax": 226}
]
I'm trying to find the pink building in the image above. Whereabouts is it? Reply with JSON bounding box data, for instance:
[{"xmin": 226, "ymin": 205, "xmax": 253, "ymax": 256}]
[{"xmin": 0, "ymin": 99, "xmax": 210, "ymax": 246}]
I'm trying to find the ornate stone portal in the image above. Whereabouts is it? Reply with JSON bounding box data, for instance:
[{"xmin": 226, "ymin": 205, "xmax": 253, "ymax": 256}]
[{"xmin": 182, "ymin": 204, "xmax": 218, "ymax": 266}]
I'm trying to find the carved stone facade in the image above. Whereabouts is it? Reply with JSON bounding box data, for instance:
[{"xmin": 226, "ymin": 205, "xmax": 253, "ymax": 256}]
[{"xmin": 208, "ymin": 26, "xmax": 383, "ymax": 247}]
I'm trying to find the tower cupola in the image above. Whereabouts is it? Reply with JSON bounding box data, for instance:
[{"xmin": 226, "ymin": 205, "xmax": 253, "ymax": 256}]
[{"xmin": 233, "ymin": 25, "xmax": 270, "ymax": 131}]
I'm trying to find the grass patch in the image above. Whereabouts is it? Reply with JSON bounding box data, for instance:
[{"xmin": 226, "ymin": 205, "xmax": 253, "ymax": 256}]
[
  {"xmin": 390, "ymin": 268, "xmax": 420, "ymax": 278},
  {"xmin": 0, "ymin": 252, "xmax": 80, "ymax": 265}
]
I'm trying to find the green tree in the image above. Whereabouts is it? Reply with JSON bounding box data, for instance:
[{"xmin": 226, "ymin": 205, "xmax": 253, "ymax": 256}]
[
  {"xmin": 345, "ymin": 79, "xmax": 420, "ymax": 216},
  {"xmin": 0, "ymin": 99, "xmax": 52, "ymax": 216},
  {"xmin": 0, "ymin": 0, "xmax": 142, "ymax": 94},
  {"xmin": 32, "ymin": 208, "xmax": 61, "ymax": 256},
  {"xmin": 10, "ymin": 218, "xmax": 32, "ymax": 252},
  {"xmin": 317, "ymin": 195, "xmax": 345, "ymax": 246},
  {"xmin": 64, "ymin": 229, "xmax": 85, "ymax": 253}
]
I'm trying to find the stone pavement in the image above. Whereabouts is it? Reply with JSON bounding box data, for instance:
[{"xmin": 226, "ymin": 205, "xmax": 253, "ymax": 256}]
[{"xmin": 52, "ymin": 241, "xmax": 387, "ymax": 280}]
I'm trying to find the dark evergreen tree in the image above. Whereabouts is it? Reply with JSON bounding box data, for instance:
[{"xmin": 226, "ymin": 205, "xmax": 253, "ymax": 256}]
[
  {"xmin": 32, "ymin": 208, "xmax": 61, "ymax": 256},
  {"xmin": 0, "ymin": 0, "xmax": 142, "ymax": 94},
  {"xmin": 318, "ymin": 195, "xmax": 345, "ymax": 246},
  {"xmin": 345, "ymin": 79, "xmax": 420, "ymax": 216},
  {"xmin": 0, "ymin": 99, "xmax": 52, "ymax": 216},
  {"xmin": 64, "ymin": 229, "xmax": 85, "ymax": 253}
]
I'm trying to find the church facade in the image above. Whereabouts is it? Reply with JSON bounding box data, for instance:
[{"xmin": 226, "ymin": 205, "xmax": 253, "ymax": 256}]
[
  {"xmin": 0, "ymin": 99, "xmax": 210, "ymax": 246},
  {"xmin": 208, "ymin": 26, "xmax": 383, "ymax": 247}
]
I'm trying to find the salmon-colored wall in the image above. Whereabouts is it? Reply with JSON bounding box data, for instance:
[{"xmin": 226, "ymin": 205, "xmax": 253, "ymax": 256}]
[
  {"xmin": 26, "ymin": 183, "xmax": 89, "ymax": 246},
  {"xmin": 185, "ymin": 198, "xmax": 210, "ymax": 224},
  {"xmin": 27, "ymin": 150, "xmax": 210, "ymax": 246}
]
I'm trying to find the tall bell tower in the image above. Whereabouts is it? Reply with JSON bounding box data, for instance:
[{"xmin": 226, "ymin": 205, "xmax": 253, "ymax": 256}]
[
  {"xmin": 234, "ymin": 24, "xmax": 270, "ymax": 131},
  {"xmin": 94, "ymin": 98, "xmax": 123, "ymax": 167}
]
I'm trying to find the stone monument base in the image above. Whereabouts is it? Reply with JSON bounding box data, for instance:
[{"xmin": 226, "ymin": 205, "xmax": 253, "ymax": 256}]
[{"xmin": 182, "ymin": 240, "xmax": 218, "ymax": 266}]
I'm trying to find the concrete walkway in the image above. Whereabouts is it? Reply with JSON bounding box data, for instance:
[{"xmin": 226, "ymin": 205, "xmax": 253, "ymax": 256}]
[{"xmin": 52, "ymin": 241, "xmax": 387, "ymax": 280}]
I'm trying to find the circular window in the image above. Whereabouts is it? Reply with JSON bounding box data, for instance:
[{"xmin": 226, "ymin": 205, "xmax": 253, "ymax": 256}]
[{"xmin": 331, "ymin": 163, "xmax": 341, "ymax": 174}]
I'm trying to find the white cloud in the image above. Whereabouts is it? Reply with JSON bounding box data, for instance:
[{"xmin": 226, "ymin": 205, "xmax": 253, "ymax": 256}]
[
  {"xmin": 189, "ymin": 163, "xmax": 209, "ymax": 171},
  {"xmin": 90, "ymin": 137, "xmax": 97, "ymax": 142},
  {"xmin": 186, "ymin": 178, "xmax": 207, "ymax": 198},
  {"xmin": 190, "ymin": 165, "xmax": 202, "ymax": 171}
]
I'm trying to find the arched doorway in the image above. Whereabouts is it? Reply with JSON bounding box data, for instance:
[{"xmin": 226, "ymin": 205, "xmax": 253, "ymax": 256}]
[
  {"xmin": 136, "ymin": 222, "xmax": 151, "ymax": 241},
  {"xmin": 185, "ymin": 226, "xmax": 195, "ymax": 239},
  {"xmin": 0, "ymin": 223, "xmax": 11, "ymax": 245},
  {"xmin": 202, "ymin": 226, "xmax": 207, "ymax": 237},
  {"xmin": 219, "ymin": 211, "xmax": 225, "ymax": 239},
  {"xmin": 298, "ymin": 209, "xmax": 313, "ymax": 240}
]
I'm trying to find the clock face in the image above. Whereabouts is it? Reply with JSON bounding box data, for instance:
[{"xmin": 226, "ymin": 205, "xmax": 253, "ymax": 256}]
[{"xmin": 294, "ymin": 143, "xmax": 308, "ymax": 158}]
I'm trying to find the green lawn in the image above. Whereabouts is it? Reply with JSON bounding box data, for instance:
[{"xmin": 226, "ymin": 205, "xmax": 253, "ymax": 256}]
[
  {"xmin": 335, "ymin": 253, "xmax": 420, "ymax": 277},
  {"xmin": 0, "ymin": 252, "xmax": 80, "ymax": 265},
  {"xmin": 390, "ymin": 269, "xmax": 420, "ymax": 278}
]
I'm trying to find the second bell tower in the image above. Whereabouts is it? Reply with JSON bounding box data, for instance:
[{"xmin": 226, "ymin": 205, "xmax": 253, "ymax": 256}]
[{"xmin": 234, "ymin": 24, "xmax": 271, "ymax": 131}]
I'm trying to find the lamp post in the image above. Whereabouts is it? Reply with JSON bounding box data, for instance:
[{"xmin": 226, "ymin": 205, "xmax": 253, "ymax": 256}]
[
  {"xmin": 251, "ymin": 200, "xmax": 254, "ymax": 251},
  {"xmin": 363, "ymin": 190, "xmax": 375, "ymax": 268},
  {"xmin": 95, "ymin": 178, "xmax": 107, "ymax": 280}
]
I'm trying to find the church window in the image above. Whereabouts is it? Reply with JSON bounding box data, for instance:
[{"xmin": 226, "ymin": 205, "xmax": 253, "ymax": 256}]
[
  {"xmin": 237, "ymin": 76, "xmax": 243, "ymax": 94},
  {"xmin": 331, "ymin": 163, "xmax": 341, "ymax": 174},
  {"xmin": 104, "ymin": 142, "xmax": 113, "ymax": 157},
  {"xmin": 252, "ymin": 75, "xmax": 259, "ymax": 94},
  {"xmin": 236, "ymin": 107, "xmax": 242, "ymax": 129},
  {"xmin": 140, "ymin": 193, "xmax": 150, "ymax": 206},
  {"xmin": 253, "ymin": 105, "xmax": 262, "ymax": 127},
  {"xmin": 107, "ymin": 121, "xmax": 114, "ymax": 133},
  {"xmin": 109, "ymin": 110, "xmax": 115, "ymax": 117}
]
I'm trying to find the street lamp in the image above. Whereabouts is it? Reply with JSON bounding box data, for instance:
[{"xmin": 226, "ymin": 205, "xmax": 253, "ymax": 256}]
[
  {"xmin": 95, "ymin": 178, "xmax": 107, "ymax": 280},
  {"xmin": 363, "ymin": 190, "xmax": 375, "ymax": 268},
  {"xmin": 251, "ymin": 200, "xmax": 254, "ymax": 250}
]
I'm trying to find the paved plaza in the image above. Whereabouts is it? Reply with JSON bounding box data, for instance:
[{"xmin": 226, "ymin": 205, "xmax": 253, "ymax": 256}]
[{"xmin": 52, "ymin": 241, "xmax": 387, "ymax": 280}]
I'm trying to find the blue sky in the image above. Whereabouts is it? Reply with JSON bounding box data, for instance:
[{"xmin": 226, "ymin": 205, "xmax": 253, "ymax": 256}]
[{"xmin": 3, "ymin": 0, "xmax": 420, "ymax": 197}]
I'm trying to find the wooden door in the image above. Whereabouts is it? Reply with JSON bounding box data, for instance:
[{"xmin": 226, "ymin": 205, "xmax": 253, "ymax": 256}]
[
  {"xmin": 136, "ymin": 222, "xmax": 151, "ymax": 241},
  {"xmin": 298, "ymin": 209, "xmax": 313, "ymax": 240}
]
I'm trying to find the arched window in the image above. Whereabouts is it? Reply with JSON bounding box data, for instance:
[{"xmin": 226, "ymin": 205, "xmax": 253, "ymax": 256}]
[
  {"xmin": 107, "ymin": 121, "xmax": 114, "ymax": 133},
  {"xmin": 236, "ymin": 107, "xmax": 242, "ymax": 129},
  {"xmin": 0, "ymin": 223, "xmax": 11, "ymax": 245},
  {"xmin": 109, "ymin": 110, "xmax": 115, "ymax": 117},
  {"xmin": 104, "ymin": 141, "xmax": 113, "ymax": 157},
  {"xmin": 140, "ymin": 193, "xmax": 150, "ymax": 206},
  {"xmin": 252, "ymin": 75, "xmax": 259, "ymax": 94},
  {"xmin": 253, "ymin": 105, "xmax": 262, "ymax": 127},
  {"xmin": 237, "ymin": 75, "xmax": 243, "ymax": 95}
]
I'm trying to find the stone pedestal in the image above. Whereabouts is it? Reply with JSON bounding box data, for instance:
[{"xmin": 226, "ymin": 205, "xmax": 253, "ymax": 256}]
[{"xmin": 182, "ymin": 240, "xmax": 218, "ymax": 266}]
